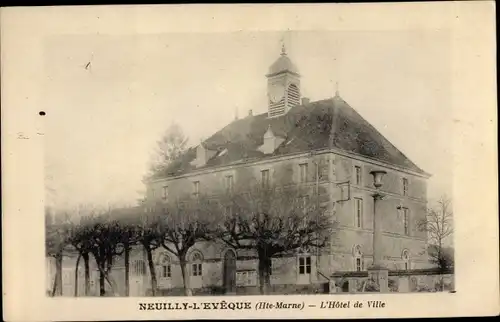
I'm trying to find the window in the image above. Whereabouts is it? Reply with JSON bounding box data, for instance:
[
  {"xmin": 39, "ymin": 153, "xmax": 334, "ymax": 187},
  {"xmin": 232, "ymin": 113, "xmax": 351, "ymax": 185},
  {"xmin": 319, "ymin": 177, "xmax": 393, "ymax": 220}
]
[
  {"xmin": 299, "ymin": 163, "xmax": 308, "ymax": 183},
  {"xmin": 133, "ymin": 260, "xmax": 146, "ymax": 276},
  {"xmin": 161, "ymin": 265, "xmax": 171, "ymax": 278},
  {"xmin": 402, "ymin": 250, "xmax": 410, "ymax": 270},
  {"xmin": 261, "ymin": 170, "xmax": 270, "ymax": 188},
  {"xmin": 151, "ymin": 188, "xmax": 156, "ymax": 198},
  {"xmin": 301, "ymin": 195, "xmax": 310, "ymax": 213},
  {"xmin": 158, "ymin": 253, "xmax": 171, "ymax": 278},
  {"xmin": 354, "ymin": 198, "xmax": 363, "ymax": 228},
  {"xmin": 402, "ymin": 207, "xmax": 410, "ymax": 235},
  {"xmin": 287, "ymin": 84, "xmax": 300, "ymax": 107},
  {"xmin": 193, "ymin": 181, "xmax": 200, "ymax": 197},
  {"xmin": 162, "ymin": 186, "xmax": 168, "ymax": 200},
  {"xmin": 192, "ymin": 263, "xmax": 202, "ymax": 276},
  {"xmin": 236, "ymin": 270, "xmax": 257, "ymax": 286},
  {"xmin": 298, "ymin": 256, "xmax": 312, "ymax": 275},
  {"xmin": 354, "ymin": 166, "xmax": 362, "ymax": 185},
  {"xmin": 191, "ymin": 252, "xmax": 203, "ymax": 277},
  {"xmin": 353, "ymin": 245, "xmax": 363, "ymax": 271},
  {"xmin": 225, "ymin": 175, "xmax": 234, "ymax": 193},
  {"xmin": 402, "ymin": 178, "xmax": 408, "ymax": 196},
  {"xmin": 225, "ymin": 205, "xmax": 233, "ymax": 217}
]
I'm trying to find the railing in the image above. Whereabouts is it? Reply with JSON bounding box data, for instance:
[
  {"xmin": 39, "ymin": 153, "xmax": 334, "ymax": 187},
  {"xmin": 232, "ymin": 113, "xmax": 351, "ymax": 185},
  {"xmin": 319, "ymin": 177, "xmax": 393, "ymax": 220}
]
[
  {"xmin": 331, "ymin": 267, "xmax": 454, "ymax": 279},
  {"xmin": 317, "ymin": 270, "xmax": 330, "ymax": 282}
]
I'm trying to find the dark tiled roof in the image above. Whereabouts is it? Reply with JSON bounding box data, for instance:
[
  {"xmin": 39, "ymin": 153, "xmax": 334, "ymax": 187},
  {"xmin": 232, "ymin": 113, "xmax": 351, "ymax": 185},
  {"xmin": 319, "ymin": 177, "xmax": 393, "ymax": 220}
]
[{"xmin": 160, "ymin": 96, "xmax": 427, "ymax": 178}]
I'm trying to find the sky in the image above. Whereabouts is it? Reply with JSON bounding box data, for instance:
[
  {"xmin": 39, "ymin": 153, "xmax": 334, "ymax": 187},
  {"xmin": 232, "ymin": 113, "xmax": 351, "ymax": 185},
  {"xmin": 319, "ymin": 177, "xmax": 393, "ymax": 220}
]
[{"xmin": 43, "ymin": 29, "xmax": 453, "ymax": 210}]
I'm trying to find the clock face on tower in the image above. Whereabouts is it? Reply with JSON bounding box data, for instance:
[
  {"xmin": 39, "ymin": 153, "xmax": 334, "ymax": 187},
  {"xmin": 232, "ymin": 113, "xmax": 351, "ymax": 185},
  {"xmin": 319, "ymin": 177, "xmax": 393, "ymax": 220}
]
[{"xmin": 268, "ymin": 83, "xmax": 285, "ymax": 103}]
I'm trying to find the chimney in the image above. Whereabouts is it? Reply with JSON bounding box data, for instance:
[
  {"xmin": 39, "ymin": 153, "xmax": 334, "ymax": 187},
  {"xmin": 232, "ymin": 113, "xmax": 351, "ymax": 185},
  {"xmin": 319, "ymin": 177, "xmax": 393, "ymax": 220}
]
[
  {"xmin": 248, "ymin": 109, "xmax": 253, "ymax": 117},
  {"xmin": 301, "ymin": 97, "xmax": 310, "ymax": 105}
]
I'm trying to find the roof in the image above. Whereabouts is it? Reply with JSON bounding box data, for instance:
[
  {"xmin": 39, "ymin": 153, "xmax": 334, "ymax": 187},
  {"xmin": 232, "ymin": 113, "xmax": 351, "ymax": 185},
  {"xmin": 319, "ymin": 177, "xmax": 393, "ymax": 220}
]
[
  {"xmin": 158, "ymin": 95, "xmax": 428, "ymax": 179},
  {"xmin": 267, "ymin": 52, "xmax": 300, "ymax": 77}
]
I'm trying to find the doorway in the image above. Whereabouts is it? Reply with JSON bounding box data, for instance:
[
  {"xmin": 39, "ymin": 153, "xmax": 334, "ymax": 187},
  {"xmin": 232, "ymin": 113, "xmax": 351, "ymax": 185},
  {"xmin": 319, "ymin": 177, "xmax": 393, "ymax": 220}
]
[{"xmin": 223, "ymin": 249, "xmax": 236, "ymax": 294}]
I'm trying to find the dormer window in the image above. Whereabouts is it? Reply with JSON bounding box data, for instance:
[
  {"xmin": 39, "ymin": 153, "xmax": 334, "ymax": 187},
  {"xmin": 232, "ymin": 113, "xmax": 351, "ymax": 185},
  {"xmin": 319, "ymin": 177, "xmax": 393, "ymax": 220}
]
[
  {"xmin": 258, "ymin": 125, "xmax": 285, "ymax": 155},
  {"xmin": 191, "ymin": 142, "xmax": 216, "ymax": 168}
]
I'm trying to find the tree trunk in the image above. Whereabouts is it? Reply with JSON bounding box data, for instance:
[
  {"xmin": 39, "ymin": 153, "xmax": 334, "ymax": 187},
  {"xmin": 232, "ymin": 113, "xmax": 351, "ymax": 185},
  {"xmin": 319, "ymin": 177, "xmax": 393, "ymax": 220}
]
[
  {"xmin": 74, "ymin": 253, "xmax": 82, "ymax": 297},
  {"xmin": 83, "ymin": 253, "xmax": 90, "ymax": 296},
  {"xmin": 145, "ymin": 247, "xmax": 158, "ymax": 296},
  {"xmin": 52, "ymin": 252, "xmax": 63, "ymax": 296},
  {"xmin": 124, "ymin": 245, "xmax": 130, "ymax": 297},
  {"xmin": 104, "ymin": 256, "xmax": 119, "ymax": 296},
  {"xmin": 99, "ymin": 270, "xmax": 105, "ymax": 296},
  {"xmin": 179, "ymin": 257, "xmax": 193, "ymax": 296},
  {"xmin": 96, "ymin": 262, "xmax": 117, "ymax": 296},
  {"xmin": 50, "ymin": 269, "xmax": 57, "ymax": 297},
  {"xmin": 257, "ymin": 249, "xmax": 272, "ymax": 295}
]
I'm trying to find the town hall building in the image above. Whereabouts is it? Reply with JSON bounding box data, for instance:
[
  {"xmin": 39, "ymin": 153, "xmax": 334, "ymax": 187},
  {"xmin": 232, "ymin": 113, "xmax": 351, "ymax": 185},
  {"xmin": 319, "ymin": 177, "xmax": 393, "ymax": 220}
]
[
  {"xmin": 48, "ymin": 44, "xmax": 432, "ymax": 296},
  {"xmin": 138, "ymin": 44, "xmax": 432, "ymax": 295}
]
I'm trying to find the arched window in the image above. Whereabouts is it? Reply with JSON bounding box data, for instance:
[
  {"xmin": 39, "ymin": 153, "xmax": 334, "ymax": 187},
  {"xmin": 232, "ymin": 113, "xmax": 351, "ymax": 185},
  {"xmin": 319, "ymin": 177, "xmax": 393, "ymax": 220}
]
[
  {"xmin": 402, "ymin": 250, "xmax": 411, "ymax": 270},
  {"xmin": 157, "ymin": 252, "xmax": 171, "ymax": 278},
  {"xmin": 353, "ymin": 245, "xmax": 363, "ymax": 271},
  {"xmin": 191, "ymin": 251, "xmax": 203, "ymax": 277}
]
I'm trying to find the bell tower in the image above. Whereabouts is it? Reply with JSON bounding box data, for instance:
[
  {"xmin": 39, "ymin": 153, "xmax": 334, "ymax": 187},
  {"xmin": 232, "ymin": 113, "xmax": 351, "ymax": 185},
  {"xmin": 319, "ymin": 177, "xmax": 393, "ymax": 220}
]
[{"xmin": 266, "ymin": 44, "xmax": 301, "ymax": 118}]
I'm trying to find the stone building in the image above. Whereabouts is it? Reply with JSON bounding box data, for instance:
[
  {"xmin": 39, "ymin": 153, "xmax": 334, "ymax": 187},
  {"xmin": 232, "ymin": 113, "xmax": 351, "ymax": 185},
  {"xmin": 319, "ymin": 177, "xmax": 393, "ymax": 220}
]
[
  {"xmin": 47, "ymin": 45, "xmax": 432, "ymax": 296},
  {"xmin": 138, "ymin": 45, "xmax": 432, "ymax": 295}
]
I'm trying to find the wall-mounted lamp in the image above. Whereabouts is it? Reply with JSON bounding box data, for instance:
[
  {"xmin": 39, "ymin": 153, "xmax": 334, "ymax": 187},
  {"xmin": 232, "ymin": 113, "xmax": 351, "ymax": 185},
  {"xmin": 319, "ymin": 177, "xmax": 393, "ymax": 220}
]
[{"xmin": 370, "ymin": 170, "xmax": 387, "ymax": 189}]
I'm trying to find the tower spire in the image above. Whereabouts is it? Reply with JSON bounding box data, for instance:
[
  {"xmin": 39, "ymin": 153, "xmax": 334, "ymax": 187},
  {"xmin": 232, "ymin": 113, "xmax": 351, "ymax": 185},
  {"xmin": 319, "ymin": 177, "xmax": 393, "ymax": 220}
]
[
  {"xmin": 280, "ymin": 36, "xmax": 287, "ymax": 56},
  {"xmin": 335, "ymin": 81, "xmax": 340, "ymax": 97}
]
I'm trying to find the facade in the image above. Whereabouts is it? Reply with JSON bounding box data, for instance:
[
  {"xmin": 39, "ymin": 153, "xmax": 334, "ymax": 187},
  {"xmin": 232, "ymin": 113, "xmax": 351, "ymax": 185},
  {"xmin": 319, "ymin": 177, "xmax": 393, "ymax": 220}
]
[
  {"xmin": 139, "ymin": 45, "xmax": 432, "ymax": 294},
  {"xmin": 47, "ymin": 45, "xmax": 432, "ymax": 296}
]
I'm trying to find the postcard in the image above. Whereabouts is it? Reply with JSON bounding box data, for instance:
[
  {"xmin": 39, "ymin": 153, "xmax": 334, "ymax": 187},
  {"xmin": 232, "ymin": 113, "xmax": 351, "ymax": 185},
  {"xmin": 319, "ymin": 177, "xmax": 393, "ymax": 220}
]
[{"xmin": 1, "ymin": 2, "xmax": 498, "ymax": 320}]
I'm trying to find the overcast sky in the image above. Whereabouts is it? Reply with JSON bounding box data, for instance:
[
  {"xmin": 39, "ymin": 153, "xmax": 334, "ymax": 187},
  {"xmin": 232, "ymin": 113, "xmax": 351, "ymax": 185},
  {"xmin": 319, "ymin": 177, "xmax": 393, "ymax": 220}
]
[{"xmin": 43, "ymin": 29, "xmax": 453, "ymax": 210}]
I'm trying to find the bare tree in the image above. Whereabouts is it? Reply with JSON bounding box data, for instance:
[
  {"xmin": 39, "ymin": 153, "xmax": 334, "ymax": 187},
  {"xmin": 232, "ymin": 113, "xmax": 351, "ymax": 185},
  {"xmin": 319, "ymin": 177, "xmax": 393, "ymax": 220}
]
[
  {"xmin": 65, "ymin": 205, "xmax": 102, "ymax": 297},
  {"xmin": 418, "ymin": 196, "xmax": 454, "ymax": 272},
  {"xmin": 119, "ymin": 218, "xmax": 139, "ymax": 297},
  {"xmin": 134, "ymin": 209, "xmax": 163, "ymax": 296},
  {"xmin": 102, "ymin": 206, "xmax": 142, "ymax": 297},
  {"xmin": 147, "ymin": 122, "xmax": 188, "ymax": 179},
  {"xmin": 84, "ymin": 212, "xmax": 124, "ymax": 296},
  {"xmin": 154, "ymin": 196, "xmax": 218, "ymax": 296},
  {"xmin": 45, "ymin": 207, "xmax": 69, "ymax": 296},
  {"xmin": 215, "ymin": 182, "xmax": 335, "ymax": 295}
]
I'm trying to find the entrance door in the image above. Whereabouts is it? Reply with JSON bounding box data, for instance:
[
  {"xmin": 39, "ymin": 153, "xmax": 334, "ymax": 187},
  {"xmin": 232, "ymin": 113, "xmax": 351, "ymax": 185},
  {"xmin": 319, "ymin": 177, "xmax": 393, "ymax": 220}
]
[{"xmin": 223, "ymin": 250, "xmax": 236, "ymax": 294}]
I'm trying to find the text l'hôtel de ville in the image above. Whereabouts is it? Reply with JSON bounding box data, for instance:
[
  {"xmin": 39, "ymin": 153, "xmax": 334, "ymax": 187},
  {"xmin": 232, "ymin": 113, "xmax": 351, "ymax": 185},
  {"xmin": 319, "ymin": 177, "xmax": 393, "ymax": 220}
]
[{"xmin": 139, "ymin": 300, "xmax": 386, "ymax": 311}]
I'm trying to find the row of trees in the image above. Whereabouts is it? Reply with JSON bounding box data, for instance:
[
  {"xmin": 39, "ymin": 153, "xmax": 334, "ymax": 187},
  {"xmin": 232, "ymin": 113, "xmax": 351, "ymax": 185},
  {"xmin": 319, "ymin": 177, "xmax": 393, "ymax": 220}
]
[
  {"xmin": 47, "ymin": 123, "xmax": 454, "ymax": 296},
  {"xmin": 46, "ymin": 183, "xmax": 334, "ymax": 297}
]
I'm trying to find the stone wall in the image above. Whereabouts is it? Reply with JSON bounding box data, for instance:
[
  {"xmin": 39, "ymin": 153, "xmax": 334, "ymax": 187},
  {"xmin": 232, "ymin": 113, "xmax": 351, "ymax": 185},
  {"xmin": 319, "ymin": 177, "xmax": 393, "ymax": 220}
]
[
  {"xmin": 331, "ymin": 269, "xmax": 455, "ymax": 293},
  {"xmin": 151, "ymin": 283, "xmax": 328, "ymax": 296}
]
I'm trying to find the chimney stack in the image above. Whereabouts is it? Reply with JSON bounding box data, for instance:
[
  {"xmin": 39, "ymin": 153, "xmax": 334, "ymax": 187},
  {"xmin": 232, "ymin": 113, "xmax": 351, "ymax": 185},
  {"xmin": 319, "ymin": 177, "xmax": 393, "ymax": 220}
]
[
  {"xmin": 301, "ymin": 97, "xmax": 310, "ymax": 105},
  {"xmin": 248, "ymin": 109, "xmax": 253, "ymax": 116}
]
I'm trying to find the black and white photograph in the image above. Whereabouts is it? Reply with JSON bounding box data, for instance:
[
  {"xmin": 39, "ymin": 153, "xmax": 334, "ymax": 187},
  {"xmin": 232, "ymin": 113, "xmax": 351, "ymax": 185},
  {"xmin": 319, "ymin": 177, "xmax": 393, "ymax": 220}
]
[
  {"xmin": 44, "ymin": 29, "xmax": 456, "ymax": 298},
  {"xmin": 2, "ymin": 2, "xmax": 498, "ymax": 320}
]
